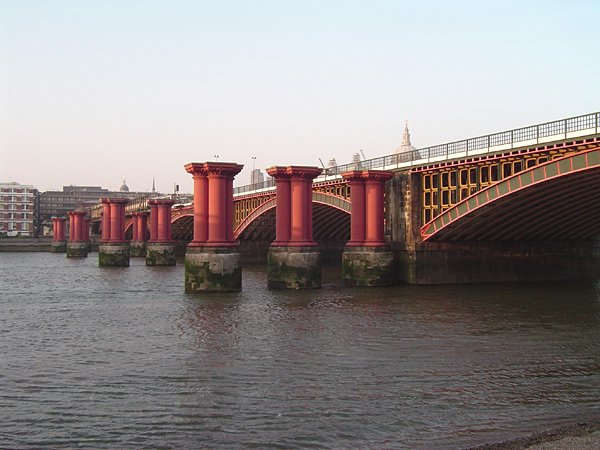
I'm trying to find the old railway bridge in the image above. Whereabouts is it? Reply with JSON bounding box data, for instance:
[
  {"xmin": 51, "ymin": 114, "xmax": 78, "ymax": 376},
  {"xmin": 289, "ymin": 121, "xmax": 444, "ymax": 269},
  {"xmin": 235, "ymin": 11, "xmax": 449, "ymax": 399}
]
[{"xmin": 85, "ymin": 111, "xmax": 600, "ymax": 285}]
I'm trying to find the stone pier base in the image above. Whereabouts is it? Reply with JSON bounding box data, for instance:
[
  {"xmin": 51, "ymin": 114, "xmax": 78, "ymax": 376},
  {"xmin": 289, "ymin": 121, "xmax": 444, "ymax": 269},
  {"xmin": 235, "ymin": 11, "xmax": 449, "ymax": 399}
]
[
  {"xmin": 51, "ymin": 241, "xmax": 67, "ymax": 253},
  {"xmin": 268, "ymin": 245, "xmax": 321, "ymax": 289},
  {"xmin": 99, "ymin": 242, "xmax": 130, "ymax": 267},
  {"xmin": 397, "ymin": 240, "xmax": 600, "ymax": 284},
  {"xmin": 342, "ymin": 246, "xmax": 395, "ymax": 287},
  {"xmin": 130, "ymin": 241, "xmax": 146, "ymax": 257},
  {"xmin": 185, "ymin": 245, "xmax": 241, "ymax": 292},
  {"xmin": 66, "ymin": 241, "xmax": 89, "ymax": 258},
  {"xmin": 146, "ymin": 242, "xmax": 176, "ymax": 266}
]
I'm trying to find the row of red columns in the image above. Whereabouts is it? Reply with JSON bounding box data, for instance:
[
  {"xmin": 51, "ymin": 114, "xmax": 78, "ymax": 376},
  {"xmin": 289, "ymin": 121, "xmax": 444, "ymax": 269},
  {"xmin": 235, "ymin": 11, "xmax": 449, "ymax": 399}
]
[
  {"xmin": 182, "ymin": 164, "xmax": 392, "ymax": 249},
  {"xmin": 148, "ymin": 199, "xmax": 175, "ymax": 242},
  {"xmin": 185, "ymin": 162, "xmax": 243, "ymax": 246},
  {"xmin": 100, "ymin": 198, "xmax": 128, "ymax": 243},
  {"xmin": 84, "ymin": 167, "xmax": 390, "ymax": 250},
  {"xmin": 52, "ymin": 217, "xmax": 66, "ymax": 242},
  {"xmin": 266, "ymin": 166, "xmax": 322, "ymax": 246},
  {"xmin": 341, "ymin": 170, "xmax": 393, "ymax": 246},
  {"xmin": 67, "ymin": 211, "xmax": 89, "ymax": 242}
]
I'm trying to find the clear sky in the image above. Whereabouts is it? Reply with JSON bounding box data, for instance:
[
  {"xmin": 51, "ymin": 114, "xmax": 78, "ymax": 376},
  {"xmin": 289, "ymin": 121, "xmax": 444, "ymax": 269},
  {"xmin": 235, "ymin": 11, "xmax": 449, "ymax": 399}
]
[{"xmin": 1, "ymin": 0, "xmax": 599, "ymax": 193}]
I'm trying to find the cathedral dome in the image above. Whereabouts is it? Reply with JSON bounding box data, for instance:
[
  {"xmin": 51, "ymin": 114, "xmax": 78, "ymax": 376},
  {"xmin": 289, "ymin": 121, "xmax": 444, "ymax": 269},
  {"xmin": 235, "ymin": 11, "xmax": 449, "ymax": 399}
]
[
  {"xmin": 119, "ymin": 177, "xmax": 129, "ymax": 192},
  {"xmin": 395, "ymin": 121, "xmax": 417, "ymax": 155}
]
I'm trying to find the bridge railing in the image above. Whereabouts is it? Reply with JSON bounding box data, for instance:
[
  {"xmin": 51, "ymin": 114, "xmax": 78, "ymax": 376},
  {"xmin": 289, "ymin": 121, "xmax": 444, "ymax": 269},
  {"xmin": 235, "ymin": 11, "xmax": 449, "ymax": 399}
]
[{"xmin": 233, "ymin": 111, "xmax": 599, "ymax": 196}]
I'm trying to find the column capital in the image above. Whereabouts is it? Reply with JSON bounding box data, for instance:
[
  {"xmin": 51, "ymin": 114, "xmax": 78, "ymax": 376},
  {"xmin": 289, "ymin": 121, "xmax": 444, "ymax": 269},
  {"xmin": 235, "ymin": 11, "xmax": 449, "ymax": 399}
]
[
  {"xmin": 361, "ymin": 170, "xmax": 394, "ymax": 183},
  {"xmin": 266, "ymin": 166, "xmax": 289, "ymax": 179},
  {"xmin": 267, "ymin": 165, "xmax": 322, "ymax": 180},
  {"xmin": 148, "ymin": 198, "xmax": 176, "ymax": 207},
  {"xmin": 100, "ymin": 197, "xmax": 130, "ymax": 205},
  {"xmin": 342, "ymin": 170, "xmax": 394, "ymax": 183},
  {"xmin": 205, "ymin": 162, "xmax": 244, "ymax": 177},
  {"xmin": 185, "ymin": 162, "xmax": 243, "ymax": 178},
  {"xmin": 184, "ymin": 162, "xmax": 209, "ymax": 177},
  {"xmin": 340, "ymin": 170, "xmax": 365, "ymax": 182}
]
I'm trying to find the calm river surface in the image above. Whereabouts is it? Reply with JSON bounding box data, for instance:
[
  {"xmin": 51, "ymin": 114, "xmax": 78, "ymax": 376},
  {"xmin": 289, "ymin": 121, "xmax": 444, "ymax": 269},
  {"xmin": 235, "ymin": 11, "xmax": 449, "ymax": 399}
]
[{"xmin": 1, "ymin": 252, "xmax": 600, "ymax": 449}]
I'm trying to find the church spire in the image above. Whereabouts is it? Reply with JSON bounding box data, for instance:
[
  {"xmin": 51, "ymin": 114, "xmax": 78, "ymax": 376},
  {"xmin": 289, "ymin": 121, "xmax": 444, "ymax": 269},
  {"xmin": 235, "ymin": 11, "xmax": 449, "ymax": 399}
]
[
  {"xmin": 152, "ymin": 175, "xmax": 156, "ymax": 193},
  {"xmin": 402, "ymin": 120, "xmax": 411, "ymax": 146},
  {"xmin": 395, "ymin": 120, "xmax": 417, "ymax": 155}
]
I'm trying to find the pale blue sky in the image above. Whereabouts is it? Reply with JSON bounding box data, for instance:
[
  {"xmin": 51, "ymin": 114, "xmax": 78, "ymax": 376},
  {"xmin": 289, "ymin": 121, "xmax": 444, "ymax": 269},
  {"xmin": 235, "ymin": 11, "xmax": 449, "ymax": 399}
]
[{"xmin": 1, "ymin": 0, "xmax": 599, "ymax": 192}]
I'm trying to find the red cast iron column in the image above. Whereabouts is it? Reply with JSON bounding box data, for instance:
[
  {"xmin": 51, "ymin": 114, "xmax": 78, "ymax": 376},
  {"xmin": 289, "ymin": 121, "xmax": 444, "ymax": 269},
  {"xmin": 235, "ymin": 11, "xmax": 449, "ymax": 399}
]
[
  {"xmin": 204, "ymin": 163, "xmax": 243, "ymax": 246},
  {"xmin": 207, "ymin": 171, "xmax": 226, "ymax": 243},
  {"xmin": 53, "ymin": 217, "xmax": 66, "ymax": 241},
  {"xmin": 225, "ymin": 175, "xmax": 234, "ymax": 242},
  {"xmin": 68, "ymin": 212, "xmax": 76, "ymax": 241},
  {"xmin": 138, "ymin": 213, "xmax": 148, "ymax": 241},
  {"xmin": 148, "ymin": 199, "xmax": 175, "ymax": 242},
  {"xmin": 288, "ymin": 166, "xmax": 321, "ymax": 246},
  {"xmin": 184, "ymin": 163, "xmax": 209, "ymax": 245},
  {"xmin": 363, "ymin": 171, "xmax": 393, "ymax": 246},
  {"xmin": 341, "ymin": 171, "xmax": 366, "ymax": 246},
  {"xmin": 100, "ymin": 198, "xmax": 111, "ymax": 242},
  {"xmin": 266, "ymin": 167, "xmax": 291, "ymax": 245},
  {"xmin": 108, "ymin": 198, "xmax": 128, "ymax": 243},
  {"xmin": 149, "ymin": 202, "xmax": 158, "ymax": 241}
]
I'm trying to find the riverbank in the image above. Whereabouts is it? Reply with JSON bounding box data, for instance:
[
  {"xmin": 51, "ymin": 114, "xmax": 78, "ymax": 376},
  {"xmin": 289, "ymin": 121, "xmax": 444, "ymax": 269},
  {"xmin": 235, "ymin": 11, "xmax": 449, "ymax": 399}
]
[
  {"xmin": 0, "ymin": 236, "xmax": 52, "ymax": 251},
  {"xmin": 472, "ymin": 419, "xmax": 600, "ymax": 449}
]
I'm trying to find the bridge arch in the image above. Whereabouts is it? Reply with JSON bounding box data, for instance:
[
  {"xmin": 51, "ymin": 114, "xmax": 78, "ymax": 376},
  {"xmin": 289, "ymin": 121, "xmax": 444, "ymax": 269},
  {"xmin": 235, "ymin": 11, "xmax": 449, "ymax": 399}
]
[
  {"xmin": 172, "ymin": 213, "xmax": 194, "ymax": 242},
  {"xmin": 421, "ymin": 148, "xmax": 600, "ymax": 242},
  {"xmin": 235, "ymin": 192, "xmax": 351, "ymax": 242}
]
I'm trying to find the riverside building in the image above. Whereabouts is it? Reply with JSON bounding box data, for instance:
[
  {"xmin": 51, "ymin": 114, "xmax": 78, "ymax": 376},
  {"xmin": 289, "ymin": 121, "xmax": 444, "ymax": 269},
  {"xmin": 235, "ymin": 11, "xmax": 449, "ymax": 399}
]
[
  {"xmin": 37, "ymin": 180, "xmax": 152, "ymax": 234},
  {"xmin": 0, "ymin": 182, "xmax": 36, "ymax": 237}
]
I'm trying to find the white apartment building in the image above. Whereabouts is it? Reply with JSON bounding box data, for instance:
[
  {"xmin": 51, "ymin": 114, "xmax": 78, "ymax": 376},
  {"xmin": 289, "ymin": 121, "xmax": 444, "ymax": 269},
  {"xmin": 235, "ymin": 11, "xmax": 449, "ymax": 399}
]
[{"xmin": 0, "ymin": 182, "xmax": 36, "ymax": 236}]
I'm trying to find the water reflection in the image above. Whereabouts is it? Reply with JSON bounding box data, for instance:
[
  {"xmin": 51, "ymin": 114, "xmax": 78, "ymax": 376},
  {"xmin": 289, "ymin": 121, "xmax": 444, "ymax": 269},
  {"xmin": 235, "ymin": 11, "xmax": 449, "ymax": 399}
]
[{"xmin": 1, "ymin": 254, "xmax": 600, "ymax": 449}]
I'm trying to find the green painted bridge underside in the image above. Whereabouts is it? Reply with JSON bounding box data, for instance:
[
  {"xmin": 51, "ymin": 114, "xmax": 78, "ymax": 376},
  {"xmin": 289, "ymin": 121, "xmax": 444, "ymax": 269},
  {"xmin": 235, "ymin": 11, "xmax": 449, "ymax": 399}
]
[{"xmin": 421, "ymin": 148, "xmax": 600, "ymax": 242}]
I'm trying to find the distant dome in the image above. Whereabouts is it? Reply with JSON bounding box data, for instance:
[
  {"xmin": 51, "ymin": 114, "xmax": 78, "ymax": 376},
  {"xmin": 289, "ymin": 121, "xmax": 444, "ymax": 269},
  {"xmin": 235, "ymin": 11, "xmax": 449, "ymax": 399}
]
[
  {"xmin": 119, "ymin": 177, "xmax": 129, "ymax": 192},
  {"xmin": 395, "ymin": 121, "xmax": 417, "ymax": 154}
]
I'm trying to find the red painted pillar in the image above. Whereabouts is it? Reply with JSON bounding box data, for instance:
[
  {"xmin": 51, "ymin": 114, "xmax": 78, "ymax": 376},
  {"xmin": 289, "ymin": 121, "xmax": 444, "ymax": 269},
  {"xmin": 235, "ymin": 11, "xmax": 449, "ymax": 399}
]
[
  {"xmin": 225, "ymin": 175, "xmax": 234, "ymax": 242},
  {"xmin": 59, "ymin": 219, "xmax": 66, "ymax": 241},
  {"xmin": 267, "ymin": 166, "xmax": 321, "ymax": 246},
  {"xmin": 101, "ymin": 198, "xmax": 111, "ymax": 242},
  {"xmin": 52, "ymin": 217, "xmax": 66, "ymax": 241},
  {"xmin": 74, "ymin": 213, "xmax": 82, "ymax": 242},
  {"xmin": 290, "ymin": 177, "xmax": 308, "ymax": 243},
  {"xmin": 185, "ymin": 164, "xmax": 209, "ymax": 245},
  {"xmin": 341, "ymin": 171, "xmax": 366, "ymax": 246},
  {"xmin": 78, "ymin": 213, "xmax": 88, "ymax": 243},
  {"xmin": 138, "ymin": 213, "xmax": 148, "ymax": 241},
  {"xmin": 68, "ymin": 211, "xmax": 86, "ymax": 242},
  {"xmin": 207, "ymin": 172, "xmax": 226, "ymax": 243},
  {"xmin": 362, "ymin": 171, "xmax": 393, "ymax": 246},
  {"xmin": 288, "ymin": 167, "xmax": 321, "ymax": 246},
  {"xmin": 184, "ymin": 162, "xmax": 243, "ymax": 247},
  {"xmin": 149, "ymin": 202, "xmax": 158, "ymax": 241},
  {"xmin": 157, "ymin": 204, "xmax": 167, "ymax": 240},
  {"xmin": 148, "ymin": 199, "xmax": 175, "ymax": 242},
  {"xmin": 266, "ymin": 167, "xmax": 291, "ymax": 245},
  {"xmin": 68, "ymin": 212, "xmax": 75, "ymax": 241},
  {"xmin": 107, "ymin": 198, "xmax": 129, "ymax": 243}
]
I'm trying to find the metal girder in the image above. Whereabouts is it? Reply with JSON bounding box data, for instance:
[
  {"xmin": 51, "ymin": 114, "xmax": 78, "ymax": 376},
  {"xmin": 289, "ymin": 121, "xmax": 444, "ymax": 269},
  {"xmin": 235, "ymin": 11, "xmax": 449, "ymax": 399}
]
[{"xmin": 421, "ymin": 148, "xmax": 600, "ymax": 241}]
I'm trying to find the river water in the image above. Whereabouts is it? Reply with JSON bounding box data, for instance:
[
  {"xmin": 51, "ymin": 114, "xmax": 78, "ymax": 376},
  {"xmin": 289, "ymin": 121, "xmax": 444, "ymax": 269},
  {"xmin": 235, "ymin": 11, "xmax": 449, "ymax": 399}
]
[{"xmin": 1, "ymin": 252, "xmax": 599, "ymax": 449}]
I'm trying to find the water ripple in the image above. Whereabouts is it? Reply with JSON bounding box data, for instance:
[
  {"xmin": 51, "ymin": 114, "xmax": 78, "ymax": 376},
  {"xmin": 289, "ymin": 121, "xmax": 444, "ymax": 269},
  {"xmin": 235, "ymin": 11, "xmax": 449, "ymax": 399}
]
[{"xmin": 1, "ymin": 254, "xmax": 600, "ymax": 448}]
